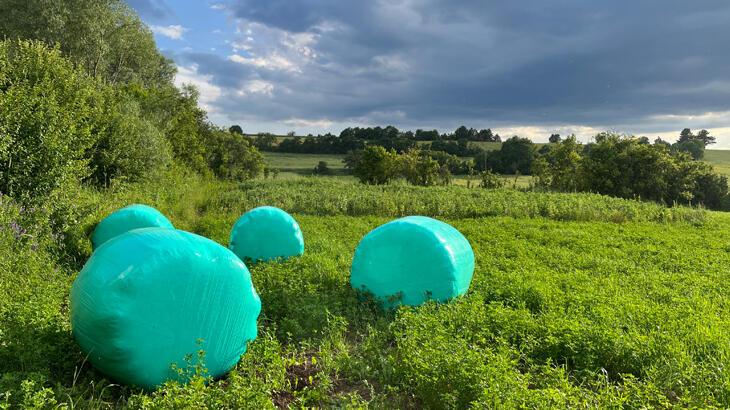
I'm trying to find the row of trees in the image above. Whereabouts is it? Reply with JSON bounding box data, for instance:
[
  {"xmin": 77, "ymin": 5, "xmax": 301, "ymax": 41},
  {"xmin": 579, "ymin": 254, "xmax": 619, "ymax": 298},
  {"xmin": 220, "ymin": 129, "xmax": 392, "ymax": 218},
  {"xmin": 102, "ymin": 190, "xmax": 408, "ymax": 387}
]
[
  {"xmin": 0, "ymin": 0, "xmax": 265, "ymax": 203},
  {"xmin": 343, "ymin": 130, "xmax": 727, "ymax": 210},
  {"xmin": 535, "ymin": 133, "xmax": 726, "ymax": 209},
  {"xmin": 257, "ymin": 125, "xmax": 505, "ymax": 155}
]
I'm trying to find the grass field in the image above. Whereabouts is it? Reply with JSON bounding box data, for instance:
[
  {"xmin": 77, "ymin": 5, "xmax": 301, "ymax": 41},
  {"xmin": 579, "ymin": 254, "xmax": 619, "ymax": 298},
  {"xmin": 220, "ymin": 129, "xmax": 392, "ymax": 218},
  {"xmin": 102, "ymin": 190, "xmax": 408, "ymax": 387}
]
[{"xmin": 3, "ymin": 175, "xmax": 730, "ymax": 408}]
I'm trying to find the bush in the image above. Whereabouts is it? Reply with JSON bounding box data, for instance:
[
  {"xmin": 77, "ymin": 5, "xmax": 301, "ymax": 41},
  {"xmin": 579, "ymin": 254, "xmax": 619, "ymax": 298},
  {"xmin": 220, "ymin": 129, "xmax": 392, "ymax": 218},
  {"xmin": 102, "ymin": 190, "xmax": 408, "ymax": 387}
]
[
  {"xmin": 352, "ymin": 146, "xmax": 400, "ymax": 185},
  {"xmin": 400, "ymin": 150, "xmax": 441, "ymax": 186},
  {"xmin": 205, "ymin": 129, "xmax": 265, "ymax": 181},
  {"xmin": 87, "ymin": 90, "xmax": 172, "ymax": 186},
  {"xmin": 313, "ymin": 161, "xmax": 330, "ymax": 175},
  {"xmin": 479, "ymin": 170, "xmax": 504, "ymax": 189},
  {"xmin": 0, "ymin": 40, "xmax": 99, "ymax": 201}
]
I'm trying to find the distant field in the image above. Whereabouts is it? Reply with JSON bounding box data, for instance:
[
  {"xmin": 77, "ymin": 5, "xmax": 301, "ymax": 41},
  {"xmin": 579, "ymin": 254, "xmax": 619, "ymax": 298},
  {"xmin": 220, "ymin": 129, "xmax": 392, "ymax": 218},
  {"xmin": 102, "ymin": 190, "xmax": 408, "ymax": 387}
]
[
  {"xmin": 263, "ymin": 151, "xmax": 534, "ymax": 187},
  {"xmin": 263, "ymin": 152, "xmax": 348, "ymax": 179},
  {"xmin": 704, "ymin": 150, "xmax": 730, "ymax": 177}
]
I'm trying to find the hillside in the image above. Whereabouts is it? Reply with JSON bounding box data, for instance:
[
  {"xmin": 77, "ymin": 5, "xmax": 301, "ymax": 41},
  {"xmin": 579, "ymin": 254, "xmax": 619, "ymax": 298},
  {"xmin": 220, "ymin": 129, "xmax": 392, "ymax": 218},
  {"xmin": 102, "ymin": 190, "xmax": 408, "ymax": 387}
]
[{"xmin": 3, "ymin": 177, "xmax": 730, "ymax": 408}]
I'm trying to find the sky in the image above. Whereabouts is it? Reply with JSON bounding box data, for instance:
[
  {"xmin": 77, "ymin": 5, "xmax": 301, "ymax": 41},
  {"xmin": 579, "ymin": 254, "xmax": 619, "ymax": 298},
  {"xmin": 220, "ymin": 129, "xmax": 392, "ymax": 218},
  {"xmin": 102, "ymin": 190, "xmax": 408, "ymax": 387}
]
[{"xmin": 127, "ymin": 0, "xmax": 730, "ymax": 147}]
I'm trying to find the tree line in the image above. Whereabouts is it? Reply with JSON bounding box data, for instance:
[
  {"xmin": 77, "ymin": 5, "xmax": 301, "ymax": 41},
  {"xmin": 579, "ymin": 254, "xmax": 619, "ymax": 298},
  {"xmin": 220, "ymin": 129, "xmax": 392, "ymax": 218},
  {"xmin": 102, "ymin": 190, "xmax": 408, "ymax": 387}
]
[{"xmin": 344, "ymin": 129, "xmax": 729, "ymax": 210}]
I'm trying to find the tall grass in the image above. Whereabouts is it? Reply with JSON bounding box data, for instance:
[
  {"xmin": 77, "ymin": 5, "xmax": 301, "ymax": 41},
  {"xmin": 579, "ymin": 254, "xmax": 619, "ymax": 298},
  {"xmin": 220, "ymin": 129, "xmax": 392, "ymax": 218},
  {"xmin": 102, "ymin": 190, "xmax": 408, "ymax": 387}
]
[{"xmin": 212, "ymin": 178, "xmax": 706, "ymax": 224}]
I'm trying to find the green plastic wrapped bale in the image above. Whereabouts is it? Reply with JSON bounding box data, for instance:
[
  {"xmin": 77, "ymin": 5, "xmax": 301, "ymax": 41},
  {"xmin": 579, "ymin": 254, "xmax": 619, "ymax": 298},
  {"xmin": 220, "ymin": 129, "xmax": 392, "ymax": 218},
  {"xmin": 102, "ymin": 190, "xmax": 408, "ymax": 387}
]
[
  {"xmin": 229, "ymin": 206, "xmax": 304, "ymax": 262},
  {"xmin": 91, "ymin": 204, "xmax": 174, "ymax": 249},
  {"xmin": 351, "ymin": 216, "xmax": 474, "ymax": 308},
  {"xmin": 71, "ymin": 228, "xmax": 261, "ymax": 390}
]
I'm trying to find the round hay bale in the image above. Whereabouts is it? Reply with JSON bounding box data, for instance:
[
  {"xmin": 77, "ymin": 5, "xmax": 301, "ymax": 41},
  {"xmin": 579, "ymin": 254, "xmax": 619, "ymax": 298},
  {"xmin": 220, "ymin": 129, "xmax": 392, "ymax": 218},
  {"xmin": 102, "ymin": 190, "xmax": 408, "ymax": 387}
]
[
  {"xmin": 229, "ymin": 206, "xmax": 304, "ymax": 262},
  {"xmin": 91, "ymin": 204, "xmax": 173, "ymax": 249},
  {"xmin": 351, "ymin": 216, "xmax": 474, "ymax": 308},
  {"xmin": 71, "ymin": 228, "xmax": 261, "ymax": 390}
]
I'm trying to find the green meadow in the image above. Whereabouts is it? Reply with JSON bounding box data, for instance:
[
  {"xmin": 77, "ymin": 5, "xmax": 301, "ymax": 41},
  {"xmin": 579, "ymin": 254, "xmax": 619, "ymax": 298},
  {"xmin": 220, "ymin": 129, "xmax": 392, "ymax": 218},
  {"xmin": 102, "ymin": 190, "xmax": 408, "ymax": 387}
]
[{"xmin": 3, "ymin": 175, "xmax": 730, "ymax": 408}]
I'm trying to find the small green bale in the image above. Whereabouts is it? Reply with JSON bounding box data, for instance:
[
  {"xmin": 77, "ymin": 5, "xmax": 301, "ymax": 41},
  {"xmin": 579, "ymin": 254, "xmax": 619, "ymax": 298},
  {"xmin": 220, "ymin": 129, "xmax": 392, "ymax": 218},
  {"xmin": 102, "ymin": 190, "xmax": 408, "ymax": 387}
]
[
  {"xmin": 229, "ymin": 206, "xmax": 304, "ymax": 262},
  {"xmin": 91, "ymin": 204, "xmax": 174, "ymax": 249},
  {"xmin": 71, "ymin": 228, "xmax": 261, "ymax": 390},
  {"xmin": 351, "ymin": 216, "xmax": 474, "ymax": 308}
]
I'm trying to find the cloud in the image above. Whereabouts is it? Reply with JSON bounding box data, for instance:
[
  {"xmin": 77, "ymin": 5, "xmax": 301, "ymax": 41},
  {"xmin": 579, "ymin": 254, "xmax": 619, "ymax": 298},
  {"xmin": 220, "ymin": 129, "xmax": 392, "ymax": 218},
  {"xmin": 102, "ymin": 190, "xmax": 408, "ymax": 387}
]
[
  {"xmin": 283, "ymin": 118, "xmax": 334, "ymax": 129},
  {"xmin": 174, "ymin": 65, "xmax": 222, "ymax": 112},
  {"xmin": 228, "ymin": 53, "xmax": 299, "ymax": 72},
  {"xmin": 171, "ymin": 0, "xmax": 730, "ymax": 143},
  {"xmin": 150, "ymin": 24, "xmax": 187, "ymax": 40}
]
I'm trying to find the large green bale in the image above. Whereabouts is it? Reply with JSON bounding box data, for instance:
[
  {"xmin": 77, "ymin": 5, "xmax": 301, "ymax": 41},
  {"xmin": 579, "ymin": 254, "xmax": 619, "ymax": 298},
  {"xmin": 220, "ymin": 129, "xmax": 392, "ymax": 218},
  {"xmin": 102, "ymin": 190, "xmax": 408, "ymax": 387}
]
[
  {"xmin": 229, "ymin": 206, "xmax": 304, "ymax": 262},
  {"xmin": 91, "ymin": 204, "xmax": 173, "ymax": 249},
  {"xmin": 351, "ymin": 216, "xmax": 474, "ymax": 308},
  {"xmin": 71, "ymin": 228, "xmax": 261, "ymax": 390}
]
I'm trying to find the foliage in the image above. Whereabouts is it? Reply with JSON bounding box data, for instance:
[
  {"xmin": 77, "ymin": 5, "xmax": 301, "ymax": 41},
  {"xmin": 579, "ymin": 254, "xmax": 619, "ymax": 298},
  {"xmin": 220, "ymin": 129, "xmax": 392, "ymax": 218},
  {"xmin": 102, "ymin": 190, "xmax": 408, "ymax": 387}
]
[
  {"xmin": 536, "ymin": 133, "xmax": 730, "ymax": 210},
  {"xmin": 205, "ymin": 129, "xmax": 265, "ymax": 181},
  {"xmin": 3, "ymin": 175, "xmax": 730, "ymax": 408},
  {"xmin": 533, "ymin": 135, "xmax": 583, "ymax": 191},
  {"xmin": 87, "ymin": 89, "xmax": 172, "ymax": 186},
  {"xmin": 678, "ymin": 128, "xmax": 715, "ymax": 146},
  {"xmin": 0, "ymin": 0, "xmax": 174, "ymax": 87},
  {"xmin": 313, "ymin": 161, "xmax": 330, "ymax": 175},
  {"xmin": 0, "ymin": 40, "xmax": 99, "ymax": 200},
  {"xmin": 479, "ymin": 170, "xmax": 504, "ymax": 189},
  {"xmin": 474, "ymin": 136, "xmax": 537, "ymax": 174},
  {"xmin": 673, "ymin": 139, "xmax": 705, "ymax": 160},
  {"xmin": 400, "ymin": 150, "xmax": 442, "ymax": 186},
  {"xmin": 428, "ymin": 139, "xmax": 483, "ymax": 157},
  {"xmin": 352, "ymin": 146, "xmax": 400, "ymax": 185},
  {"xmin": 254, "ymin": 133, "xmax": 277, "ymax": 151}
]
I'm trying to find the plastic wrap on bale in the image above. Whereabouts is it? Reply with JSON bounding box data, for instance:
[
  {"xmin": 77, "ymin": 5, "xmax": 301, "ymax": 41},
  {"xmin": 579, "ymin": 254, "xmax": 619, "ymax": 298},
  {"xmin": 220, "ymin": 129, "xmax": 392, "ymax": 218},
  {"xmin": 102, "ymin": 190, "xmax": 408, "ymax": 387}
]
[
  {"xmin": 350, "ymin": 216, "xmax": 474, "ymax": 308},
  {"xmin": 229, "ymin": 206, "xmax": 304, "ymax": 262},
  {"xmin": 91, "ymin": 204, "xmax": 174, "ymax": 249},
  {"xmin": 71, "ymin": 228, "xmax": 261, "ymax": 390}
]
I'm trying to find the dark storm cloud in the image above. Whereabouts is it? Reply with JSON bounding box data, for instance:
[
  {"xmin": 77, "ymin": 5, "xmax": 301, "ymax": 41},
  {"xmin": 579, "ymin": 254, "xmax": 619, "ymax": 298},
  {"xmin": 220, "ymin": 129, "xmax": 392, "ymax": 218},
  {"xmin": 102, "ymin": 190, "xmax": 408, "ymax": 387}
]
[{"xmin": 188, "ymin": 0, "xmax": 730, "ymax": 133}]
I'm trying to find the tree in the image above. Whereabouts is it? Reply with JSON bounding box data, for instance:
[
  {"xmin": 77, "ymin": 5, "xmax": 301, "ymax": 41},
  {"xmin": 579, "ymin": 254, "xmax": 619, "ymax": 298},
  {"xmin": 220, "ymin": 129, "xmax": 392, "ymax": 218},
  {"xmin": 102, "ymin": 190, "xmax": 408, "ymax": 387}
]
[
  {"xmin": 400, "ymin": 150, "xmax": 441, "ymax": 186},
  {"xmin": 696, "ymin": 129, "xmax": 716, "ymax": 146},
  {"xmin": 254, "ymin": 133, "xmax": 277, "ymax": 151},
  {"xmin": 0, "ymin": 40, "xmax": 100, "ymax": 200},
  {"xmin": 205, "ymin": 129, "xmax": 265, "ymax": 181},
  {"xmin": 533, "ymin": 136, "xmax": 583, "ymax": 191},
  {"xmin": 352, "ymin": 146, "xmax": 400, "ymax": 184},
  {"xmin": 654, "ymin": 138, "xmax": 671, "ymax": 148},
  {"xmin": 229, "ymin": 125, "xmax": 243, "ymax": 135},
  {"xmin": 673, "ymin": 139, "xmax": 705, "ymax": 160},
  {"xmin": 677, "ymin": 128, "xmax": 694, "ymax": 144},
  {"xmin": 0, "ymin": 0, "xmax": 174, "ymax": 87},
  {"xmin": 496, "ymin": 136, "xmax": 537, "ymax": 174},
  {"xmin": 548, "ymin": 133, "xmax": 562, "ymax": 143}
]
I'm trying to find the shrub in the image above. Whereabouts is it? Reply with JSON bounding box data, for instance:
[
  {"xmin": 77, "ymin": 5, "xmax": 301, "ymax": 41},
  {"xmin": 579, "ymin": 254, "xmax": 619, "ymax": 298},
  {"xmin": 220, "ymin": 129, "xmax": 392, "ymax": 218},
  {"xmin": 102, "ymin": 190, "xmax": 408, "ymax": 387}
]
[
  {"xmin": 400, "ymin": 150, "xmax": 441, "ymax": 186},
  {"xmin": 87, "ymin": 90, "xmax": 172, "ymax": 186},
  {"xmin": 352, "ymin": 146, "xmax": 400, "ymax": 185},
  {"xmin": 0, "ymin": 40, "xmax": 99, "ymax": 201},
  {"xmin": 205, "ymin": 129, "xmax": 265, "ymax": 181},
  {"xmin": 479, "ymin": 170, "xmax": 504, "ymax": 189},
  {"xmin": 313, "ymin": 161, "xmax": 330, "ymax": 175}
]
